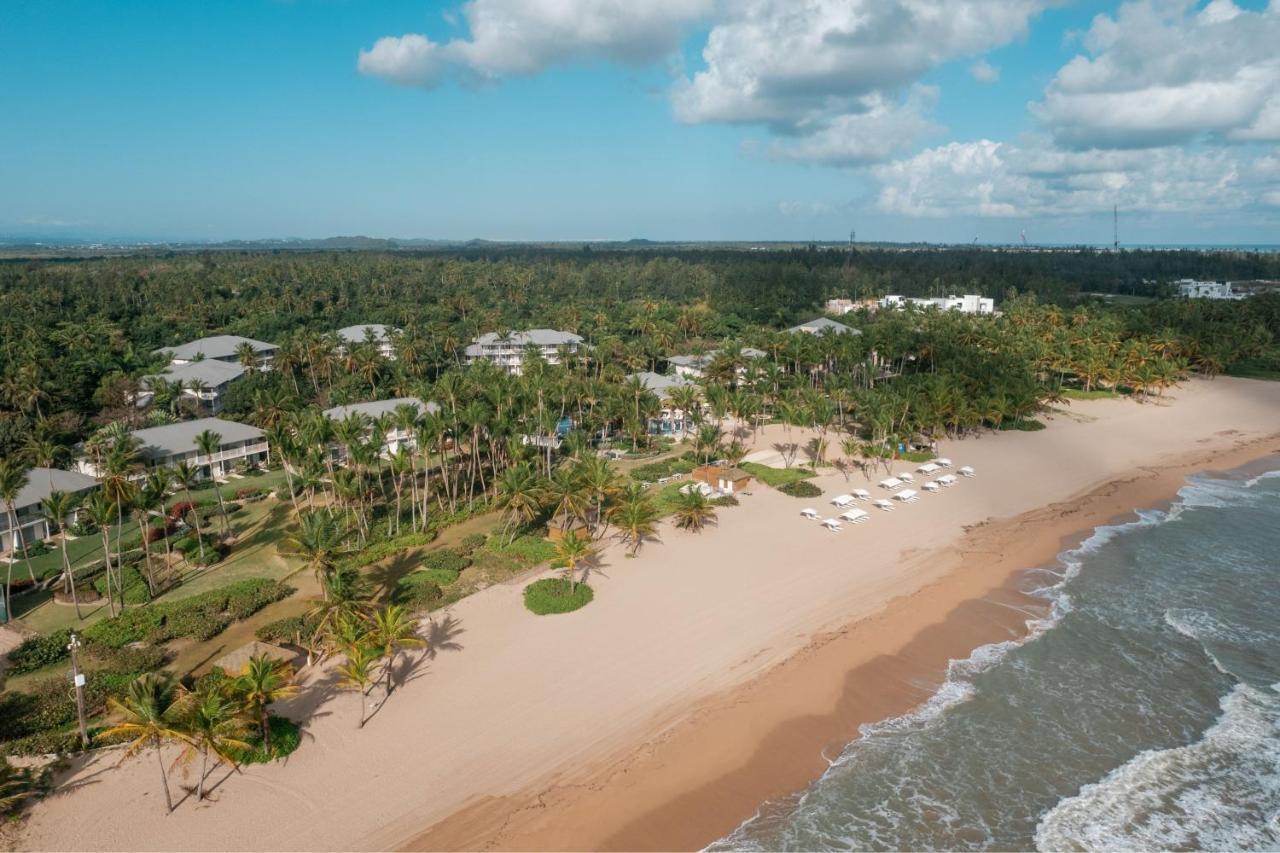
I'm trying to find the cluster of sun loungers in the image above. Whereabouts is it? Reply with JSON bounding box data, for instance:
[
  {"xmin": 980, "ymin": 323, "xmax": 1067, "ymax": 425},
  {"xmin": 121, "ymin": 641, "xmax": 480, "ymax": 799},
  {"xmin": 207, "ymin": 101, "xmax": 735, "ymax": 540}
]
[{"xmin": 800, "ymin": 458, "xmax": 976, "ymax": 532}]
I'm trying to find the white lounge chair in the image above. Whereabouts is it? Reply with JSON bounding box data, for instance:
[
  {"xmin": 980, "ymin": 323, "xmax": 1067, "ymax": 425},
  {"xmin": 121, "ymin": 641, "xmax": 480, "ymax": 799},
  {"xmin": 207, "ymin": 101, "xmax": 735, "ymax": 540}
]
[
  {"xmin": 935, "ymin": 457, "xmax": 952, "ymax": 467},
  {"xmin": 879, "ymin": 477, "xmax": 903, "ymax": 490},
  {"xmin": 873, "ymin": 499, "xmax": 895, "ymax": 511},
  {"xmin": 821, "ymin": 518, "xmax": 843, "ymax": 531},
  {"xmin": 800, "ymin": 508, "xmax": 819, "ymax": 520},
  {"xmin": 922, "ymin": 481, "xmax": 940, "ymax": 492},
  {"xmin": 831, "ymin": 494, "xmax": 855, "ymax": 507},
  {"xmin": 918, "ymin": 462, "xmax": 940, "ymax": 475},
  {"xmin": 851, "ymin": 488, "xmax": 871, "ymax": 501},
  {"xmin": 893, "ymin": 489, "xmax": 919, "ymax": 503},
  {"xmin": 937, "ymin": 474, "xmax": 957, "ymax": 487},
  {"xmin": 896, "ymin": 472, "xmax": 915, "ymax": 482},
  {"xmin": 839, "ymin": 509, "xmax": 870, "ymax": 524},
  {"xmin": 959, "ymin": 466, "xmax": 976, "ymax": 477}
]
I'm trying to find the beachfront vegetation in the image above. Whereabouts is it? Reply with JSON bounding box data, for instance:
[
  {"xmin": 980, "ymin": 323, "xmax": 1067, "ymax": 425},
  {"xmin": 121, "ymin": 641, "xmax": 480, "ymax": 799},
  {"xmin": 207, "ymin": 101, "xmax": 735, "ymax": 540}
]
[{"xmin": 523, "ymin": 578, "xmax": 594, "ymax": 615}]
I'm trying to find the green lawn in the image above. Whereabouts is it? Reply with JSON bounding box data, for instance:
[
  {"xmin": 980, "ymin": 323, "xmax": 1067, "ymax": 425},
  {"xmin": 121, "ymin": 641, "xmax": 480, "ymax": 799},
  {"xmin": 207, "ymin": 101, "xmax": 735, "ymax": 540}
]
[{"xmin": 740, "ymin": 462, "xmax": 817, "ymax": 488}]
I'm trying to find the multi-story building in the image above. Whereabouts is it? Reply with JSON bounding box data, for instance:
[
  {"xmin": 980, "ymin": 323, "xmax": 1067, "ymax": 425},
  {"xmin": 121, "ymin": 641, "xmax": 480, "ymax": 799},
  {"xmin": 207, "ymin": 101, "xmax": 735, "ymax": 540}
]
[
  {"xmin": 77, "ymin": 417, "xmax": 268, "ymax": 481},
  {"xmin": 322, "ymin": 397, "xmax": 439, "ymax": 459},
  {"xmin": 1175, "ymin": 279, "xmax": 1243, "ymax": 300},
  {"xmin": 880, "ymin": 294, "xmax": 995, "ymax": 314},
  {"xmin": 628, "ymin": 371, "xmax": 698, "ymax": 435},
  {"xmin": 0, "ymin": 468, "xmax": 99, "ymax": 553},
  {"xmin": 138, "ymin": 359, "xmax": 246, "ymax": 414},
  {"xmin": 155, "ymin": 335, "xmax": 277, "ymax": 368},
  {"xmin": 337, "ymin": 324, "xmax": 400, "ymax": 359},
  {"xmin": 464, "ymin": 329, "xmax": 583, "ymax": 374},
  {"xmin": 668, "ymin": 348, "xmax": 767, "ymax": 380}
]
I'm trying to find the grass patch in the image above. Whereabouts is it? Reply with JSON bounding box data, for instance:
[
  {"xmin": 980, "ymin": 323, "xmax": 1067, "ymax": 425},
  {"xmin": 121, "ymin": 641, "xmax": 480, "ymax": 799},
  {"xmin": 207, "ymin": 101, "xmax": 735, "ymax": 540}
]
[
  {"xmin": 740, "ymin": 462, "xmax": 816, "ymax": 488},
  {"xmin": 628, "ymin": 457, "xmax": 696, "ymax": 482},
  {"xmin": 486, "ymin": 535, "xmax": 556, "ymax": 565},
  {"xmin": 898, "ymin": 450, "xmax": 936, "ymax": 463},
  {"xmin": 231, "ymin": 715, "xmax": 301, "ymax": 764},
  {"xmin": 1062, "ymin": 388, "xmax": 1123, "ymax": 400},
  {"xmin": 523, "ymin": 578, "xmax": 593, "ymax": 615},
  {"xmin": 1226, "ymin": 357, "xmax": 1280, "ymax": 381}
]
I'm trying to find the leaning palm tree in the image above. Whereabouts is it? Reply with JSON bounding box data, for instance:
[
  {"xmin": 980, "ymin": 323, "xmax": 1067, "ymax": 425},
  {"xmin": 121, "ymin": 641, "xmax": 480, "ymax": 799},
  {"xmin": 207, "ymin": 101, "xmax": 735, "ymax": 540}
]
[
  {"xmin": 170, "ymin": 461, "xmax": 206, "ymax": 562},
  {"xmin": 553, "ymin": 529, "xmax": 595, "ymax": 595},
  {"xmin": 672, "ymin": 490, "xmax": 716, "ymax": 532},
  {"xmin": 97, "ymin": 673, "xmax": 192, "ymax": 813},
  {"xmin": 366, "ymin": 605, "xmax": 426, "ymax": 695},
  {"xmin": 0, "ymin": 458, "xmax": 32, "ymax": 624},
  {"xmin": 336, "ymin": 644, "xmax": 381, "ymax": 728},
  {"xmin": 40, "ymin": 489, "xmax": 83, "ymax": 619},
  {"xmin": 193, "ymin": 429, "xmax": 231, "ymax": 535},
  {"xmin": 175, "ymin": 685, "xmax": 252, "ymax": 801},
  {"xmin": 281, "ymin": 512, "xmax": 350, "ymax": 599},
  {"xmin": 233, "ymin": 654, "xmax": 299, "ymax": 752},
  {"xmin": 82, "ymin": 492, "xmax": 120, "ymax": 617}
]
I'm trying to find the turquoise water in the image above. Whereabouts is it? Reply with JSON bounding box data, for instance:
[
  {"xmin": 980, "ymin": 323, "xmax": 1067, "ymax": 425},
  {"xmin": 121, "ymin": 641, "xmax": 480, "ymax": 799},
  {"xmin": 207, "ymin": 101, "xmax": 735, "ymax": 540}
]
[{"xmin": 712, "ymin": 466, "xmax": 1280, "ymax": 851}]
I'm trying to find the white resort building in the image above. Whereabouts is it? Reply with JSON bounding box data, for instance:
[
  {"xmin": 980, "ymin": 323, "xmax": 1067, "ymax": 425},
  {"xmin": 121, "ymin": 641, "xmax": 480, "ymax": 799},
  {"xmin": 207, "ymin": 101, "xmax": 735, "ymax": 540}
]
[
  {"xmin": 880, "ymin": 294, "xmax": 995, "ymax": 314},
  {"xmin": 76, "ymin": 417, "xmax": 268, "ymax": 481},
  {"xmin": 322, "ymin": 397, "xmax": 440, "ymax": 459},
  {"xmin": 0, "ymin": 468, "xmax": 99, "ymax": 553},
  {"xmin": 787, "ymin": 317, "xmax": 859, "ymax": 335},
  {"xmin": 465, "ymin": 329, "xmax": 584, "ymax": 374},
  {"xmin": 337, "ymin": 324, "xmax": 400, "ymax": 359},
  {"xmin": 668, "ymin": 348, "xmax": 767, "ymax": 380},
  {"xmin": 1175, "ymin": 279, "xmax": 1243, "ymax": 300},
  {"xmin": 139, "ymin": 359, "xmax": 246, "ymax": 414},
  {"xmin": 627, "ymin": 371, "xmax": 698, "ymax": 436},
  {"xmin": 156, "ymin": 335, "xmax": 277, "ymax": 368}
]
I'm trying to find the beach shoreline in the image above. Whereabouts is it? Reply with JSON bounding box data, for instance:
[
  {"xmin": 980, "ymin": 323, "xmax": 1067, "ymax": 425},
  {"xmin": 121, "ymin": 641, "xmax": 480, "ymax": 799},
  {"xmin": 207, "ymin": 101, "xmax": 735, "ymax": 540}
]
[
  {"xmin": 409, "ymin": 436, "xmax": 1280, "ymax": 852},
  {"xmin": 12, "ymin": 378, "xmax": 1280, "ymax": 853}
]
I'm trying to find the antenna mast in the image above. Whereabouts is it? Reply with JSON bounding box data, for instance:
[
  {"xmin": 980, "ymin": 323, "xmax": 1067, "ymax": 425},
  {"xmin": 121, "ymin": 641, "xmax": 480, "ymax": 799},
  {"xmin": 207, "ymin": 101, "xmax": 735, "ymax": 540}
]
[{"xmin": 1113, "ymin": 205, "xmax": 1119, "ymax": 250}]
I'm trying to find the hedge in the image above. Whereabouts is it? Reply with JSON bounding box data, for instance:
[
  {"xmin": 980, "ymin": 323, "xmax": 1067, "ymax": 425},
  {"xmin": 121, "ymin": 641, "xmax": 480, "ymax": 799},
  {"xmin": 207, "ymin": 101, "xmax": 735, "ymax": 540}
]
[
  {"xmin": 256, "ymin": 613, "xmax": 320, "ymax": 646},
  {"xmin": 5, "ymin": 629, "xmax": 72, "ymax": 675},
  {"xmin": 83, "ymin": 578, "xmax": 292, "ymax": 648},
  {"xmin": 778, "ymin": 480, "xmax": 823, "ymax": 498},
  {"xmin": 422, "ymin": 548, "xmax": 471, "ymax": 574},
  {"xmin": 393, "ymin": 574, "xmax": 446, "ymax": 611},
  {"xmin": 523, "ymin": 578, "xmax": 593, "ymax": 615}
]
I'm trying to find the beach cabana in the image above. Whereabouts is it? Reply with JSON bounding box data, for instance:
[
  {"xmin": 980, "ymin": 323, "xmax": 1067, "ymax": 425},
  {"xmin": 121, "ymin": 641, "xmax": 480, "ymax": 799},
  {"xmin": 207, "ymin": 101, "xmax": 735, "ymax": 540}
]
[
  {"xmin": 896, "ymin": 472, "xmax": 915, "ymax": 482},
  {"xmin": 959, "ymin": 466, "xmax": 976, "ymax": 477},
  {"xmin": 800, "ymin": 508, "xmax": 819, "ymax": 520},
  {"xmin": 873, "ymin": 499, "xmax": 894, "ymax": 511},
  {"xmin": 893, "ymin": 489, "xmax": 919, "ymax": 503},
  {"xmin": 879, "ymin": 477, "xmax": 903, "ymax": 490},
  {"xmin": 839, "ymin": 508, "xmax": 869, "ymax": 524},
  {"xmin": 922, "ymin": 481, "xmax": 940, "ymax": 492},
  {"xmin": 820, "ymin": 518, "xmax": 843, "ymax": 531},
  {"xmin": 851, "ymin": 488, "xmax": 871, "ymax": 501},
  {"xmin": 937, "ymin": 474, "xmax": 957, "ymax": 487},
  {"xmin": 936, "ymin": 458, "xmax": 953, "ymax": 467},
  {"xmin": 917, "ymin": 462, "xmax": 940, "ymax": 475},
  {"xmin": 831, "ymin": 494, "xmax": 855, "ymax": 507}
]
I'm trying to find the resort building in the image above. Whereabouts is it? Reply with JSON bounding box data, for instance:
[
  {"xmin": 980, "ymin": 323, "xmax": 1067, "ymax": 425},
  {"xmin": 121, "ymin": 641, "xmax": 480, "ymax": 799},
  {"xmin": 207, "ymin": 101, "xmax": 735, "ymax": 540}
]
[
  {"xmin": 824, "ymin": 298, "xmax": 879, "ymax": 316},
  {"xmin": 880, "ymin": 294, "xmax": 995, "ymax": 314},
  {"xmin": 337, "ymin": 324, "xmax": 399, "ymax": 359},
  {"xmin": 787, "ymin": 317, "xmax": 859, "ymax": 335},
  {"xmin": 691, "ymin": 464, "xmax": 752, "ymax": 495},
  {"xmin": 464, "ymin": 329, "xmax": 584, "ymax": 375},
  {"xmin": 1175, "ymin": 279, "xmax": 1243, "ymax": 300},
  {"xmin": 155, "ymin": 335, "xmax": 277, "ymax": 368},
  {"xmin": 138, "ymin": 359, "xmax": 246, "ymax": 414},
  {"xmin": 76, "ymin": 417, "xmax": 268, "ymax": 481},
  {"xmin": 627, "ymin": 371, "xmax": 698, "ymax": 435},
  {"xmin": 668, "ymin": 348, "xmax": 767, "ymax": 380},
  {"xmin": 322, "ymin": 397, "xmax": 439, "ymax": 458},
  {"xmin": 0, "ymin": 468, "xmax": 99, "ymax": 553}
]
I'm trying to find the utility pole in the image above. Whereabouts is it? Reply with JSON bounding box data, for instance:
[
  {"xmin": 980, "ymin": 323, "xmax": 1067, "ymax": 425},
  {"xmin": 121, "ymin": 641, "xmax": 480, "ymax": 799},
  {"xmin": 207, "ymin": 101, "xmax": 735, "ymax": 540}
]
[{"xmin": 68, "ymin": 631, "xmax": 89, "ymax": 749}]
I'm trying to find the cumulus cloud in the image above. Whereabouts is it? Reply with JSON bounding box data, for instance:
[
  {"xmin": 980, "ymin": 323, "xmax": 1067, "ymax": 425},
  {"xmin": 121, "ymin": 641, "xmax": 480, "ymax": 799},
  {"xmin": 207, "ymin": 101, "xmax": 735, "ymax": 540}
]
[
  {"xmin": 357, "ymin": 0, "xmax": 711, "ymax": 87},
  {"xmin": 970, "ymin": 58, "xmax": 1000, "ymax": 83},
  {"xmin": 768, "ymin": 86, "xmax": 940, "ymax": 166},
  {"xmin": 1032, "ymin": 0, "xmax": 1280, "ymax": 148},
  {"xmin": 872, "ymin": 138, "xmax": 1271, "ymax": 217}
]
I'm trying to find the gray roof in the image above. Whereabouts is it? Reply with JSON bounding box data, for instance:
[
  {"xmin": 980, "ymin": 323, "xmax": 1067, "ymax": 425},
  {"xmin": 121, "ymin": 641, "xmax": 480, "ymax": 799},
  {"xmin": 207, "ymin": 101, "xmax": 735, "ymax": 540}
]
[
  {"xmin": 156, "ymin": 335, "xmax": 277, "ymax": 361},
  {"xmin": 470, "ymin": 329, "xmax": 583, "ymax": 347},
  {"xmin": 337, "ymin": 324, "xmax": 398, "ymax": 344},
  {"xmin": 129, "ymin": 418, "xmax": 265, "ymax": 460},
  {"xmin": 627, "ymin": 371, "xmax": 695, "ymax": 398},
  {"xmin": 786, "ymin": 317, "xmax": 859, "ymax": 335},
  {"xmin": 669, "ymin": 348, "xmax": 767, "ymax": 370},
  {"xmin": 14, "ymin": 468, "xmax": 99, "ymax": 511},
  {"xmin": 323, "ymin": 397, "xmax": 440, "ymax": 422},
  {"xmin": 142, "ymin": 359, "xmax": 245, "ymax": 389}
]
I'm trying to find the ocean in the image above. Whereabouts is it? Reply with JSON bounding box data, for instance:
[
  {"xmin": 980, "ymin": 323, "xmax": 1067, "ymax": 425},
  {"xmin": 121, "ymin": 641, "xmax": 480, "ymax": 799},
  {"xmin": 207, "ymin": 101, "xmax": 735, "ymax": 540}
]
[{"xmin": 711, "ymin": 465, "xmax": 1280, "ymax": 852}]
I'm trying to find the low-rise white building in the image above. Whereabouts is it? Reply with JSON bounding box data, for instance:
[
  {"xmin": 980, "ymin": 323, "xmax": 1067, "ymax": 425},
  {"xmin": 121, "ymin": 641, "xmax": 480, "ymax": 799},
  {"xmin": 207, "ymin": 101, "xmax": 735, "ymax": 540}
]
[
  {"xmin": 1175, "ymin": 279, "xmax": 1243, "ymax": 300},
  {"xmin": 322, "ymin": 397, "xmax": 440, "ymax": 459},
  {"xmin": 668, "ymin": 347, "xmax": 767, "ymax": 380},
  {"xmin": 0, "ymin": 468, "xmax": 99, "ymax": 552},
  {"xmin": 77, "ymin": 418, "xmax": 268, "ymax": 481},
  {"xmin": 787, "ymin": 317, "xmax": 859, "ymax": 335},
  {"xmin": 465, "ymin": 329, "xmax": 583, "ymax": 374},
  {"xmin": 156, "ymin": 335, "xmax": 277, "ymax": 368},
  {"xmin": 627, "ymin": 371, "xmax": 698, "ymax": 435},
  {"xmin": 139, "ymin": 359, "xmax": 246, "ymax": 414},
  {"xmin": 880, "ymin": 294, "xmax": 994, "ymax": 314},
  {"xmin": 337, "ymin": 324, "xmax": 400, "ymax": 359}
]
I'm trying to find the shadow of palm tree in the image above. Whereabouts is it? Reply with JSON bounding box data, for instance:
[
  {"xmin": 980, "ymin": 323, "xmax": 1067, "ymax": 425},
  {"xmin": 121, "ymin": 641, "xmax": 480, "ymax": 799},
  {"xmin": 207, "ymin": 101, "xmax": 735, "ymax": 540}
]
[
  {"xmin": 365, "ymin": 551, "xmax": 421, "ymax": 601},
  {"xmin": 423, "ymin": 613, "xmax": 464, "ymax": 660}
]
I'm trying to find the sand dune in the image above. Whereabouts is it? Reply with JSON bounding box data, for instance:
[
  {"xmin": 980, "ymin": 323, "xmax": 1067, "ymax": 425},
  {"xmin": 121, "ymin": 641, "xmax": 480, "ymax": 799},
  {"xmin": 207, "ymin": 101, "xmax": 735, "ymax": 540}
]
[{"xmin": 15, "ymin": 377, "xmax": 1280, "ymax": 852}]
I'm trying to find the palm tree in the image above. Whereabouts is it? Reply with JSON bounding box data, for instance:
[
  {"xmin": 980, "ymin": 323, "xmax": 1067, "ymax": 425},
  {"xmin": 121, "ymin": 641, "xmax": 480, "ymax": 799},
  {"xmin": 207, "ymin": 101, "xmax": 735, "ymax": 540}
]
[
  {"xmin": 170, "ymin": 462, "xmax": 206, "ymax": 563},
  {"xmin": 98, "ymin": 674, "xmax": 192, "ymax": 814},
  {"xmin": 0, "ymin": 458, "xmax": 32, "ymax": 624},
  {"xmin": 694, "ymin": 423, "xmax": 724, "ymax": 465},
  {"xmin": 672, "ymin": 490, "xmax": 716, "ymax": 532},
  {"xmin": 281, "ymin": 512, "xmax": 350, "ymax": 598},
  {"xmin": 576, "ymin": 456, "xmax": 618, "ymax": 539},
  {"xmin": 193, "ymin": 429, "xmax": 231, "ymax": 534},
  {"xmin": 175, "ymin": 685, "xmax": 252, "ymax": 801},
  {"xmin": 609, "ymin": 489, "xmax": 659, "ymax": 555},
  {"xmin": 495, "ymin": 464, "xmax": 545, "ymax": 542},
  {"xmin": 40, "ymin": 489, "xmax": 83, "ymax": 619},
  {"xmin": 553, "ymin": 529, "xmax": 594, "ymax": 594},
  {"xmin": 337, "ymin": 644, "xmax": 381, "ymax": 728},
  {"xmin": 0, "ymin": 760, "xmax": 48, "ymax": 818},
  {"xmin": 366, "ymin": 605, "xmax": 426, "ymax": 695},
  {"xmin": 233, "ymin": 654, "xmax": 299, "ymax": 752},
  {"xmin": 83, "ymin": 492, "xmax": 120, "ymax": 617}
]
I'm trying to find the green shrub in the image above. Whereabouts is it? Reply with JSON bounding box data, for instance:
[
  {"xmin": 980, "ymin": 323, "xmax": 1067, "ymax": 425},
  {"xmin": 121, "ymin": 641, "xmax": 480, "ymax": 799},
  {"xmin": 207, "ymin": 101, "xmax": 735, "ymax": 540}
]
[
  {"xmin": 459, "ymin": 533, "xmax": 488, "ymax": 553},
  {"xmin": 93, "ymin": 564, "xmax": 154, "ymax": 605},
  {"xmin": 523, "ymin": 578, "xmax": 593, "ymax": 615},
  {"xmin": 84, "ymin": 579, "xmax": 292, "ymax": 648},
  {"xmin": 393, "ymin": 573, "xmax": 445, "ymax": 611},
  {"xmin": 488, "ymin": 535, "xmax": 556, "ymax": 565},
  {"xmin": 256, "ymin": 614, "xmax": 320, "ymax": 646},
  {"xmin": 999, "ymin": 418, "xmax": 1046, "ymax": 431},
  {"xmin": 421, "ymin": 548, "xmax": 471, "ymax": 574},
  {"xmin": 778, "ymin": 480, "xmax": 822, "ymax": 498},
  {"xmin": 339, "ymin": 530, "xmax": 438, "ymax": 571},
  {"xmin": 82, "ymin": 642, "xmax": 167, "ymax": 675},
  {"xmin": 0, "ymin": 727, "xmax": 83, "ymax": 758},
  {"xmin": 711, "ymin": 495, "xmax": 740, "ymax": 507},
  {"xmin": 231, "ymin": 715, "xmax": 301, "ymax": 764},
  {"xmin": 6, "ymin": 629, "xmax": 71, "ymax": 675},
  {"xmin": 629, "ymin": 457, "xmax": 696, "ymax": 482}
]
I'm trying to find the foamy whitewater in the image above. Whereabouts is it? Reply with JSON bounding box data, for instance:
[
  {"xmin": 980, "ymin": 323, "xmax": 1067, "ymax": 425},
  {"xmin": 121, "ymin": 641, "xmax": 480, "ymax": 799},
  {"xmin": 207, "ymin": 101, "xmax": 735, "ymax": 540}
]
[{"xmin": 712, "ymin": 466, "xmax": 1280, "ymax": 851}]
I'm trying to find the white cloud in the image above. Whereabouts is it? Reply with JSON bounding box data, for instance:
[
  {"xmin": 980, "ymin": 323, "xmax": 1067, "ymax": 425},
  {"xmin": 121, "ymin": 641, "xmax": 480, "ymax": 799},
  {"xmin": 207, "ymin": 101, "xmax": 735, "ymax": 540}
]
[
  {"xmin": 766, "ymin": 86, "xmax": 940, "ymax": 166},
  {"xmin": 357, "ymin": 0, "xmax": 711, "ymax": 87},
  {"xmin": 872, "ymin": 138, "xmax": 1271, "ymax": 217},
  {"xmin": 1032, "ymin": 0, "xmax": 1280, "ymax": 148},
  {"xmin": 970, "ymin": 58, "xmax": 999, "ymax": 83}
]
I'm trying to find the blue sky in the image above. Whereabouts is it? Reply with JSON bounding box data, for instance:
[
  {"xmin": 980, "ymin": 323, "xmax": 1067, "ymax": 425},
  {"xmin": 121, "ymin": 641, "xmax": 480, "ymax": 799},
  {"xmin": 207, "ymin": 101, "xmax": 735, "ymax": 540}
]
[{"xmin": 2, "ymin": 0, "xmax": 1278, "ymax": 244}]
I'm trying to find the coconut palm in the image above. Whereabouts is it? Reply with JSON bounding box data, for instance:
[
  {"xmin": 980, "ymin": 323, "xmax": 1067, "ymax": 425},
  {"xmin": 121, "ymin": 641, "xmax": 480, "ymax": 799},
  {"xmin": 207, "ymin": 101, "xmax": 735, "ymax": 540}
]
[
  {"xmin": 193, "ymin": 429, "xmax": 231, "ymax": 534},
  {"xmin": 170, "ymin": 461, "xmax": 206, "ymax": 562},
  {"xmin": 609, "ymin": 489, "xmax": 659, "ymax": 555},
  {"xmin": 495, "ymin": 464, "xmax": 545, "ymax": 542},
  {"xmin": 366, "ymin": 604, "xmax": 426, "ymax": 695},
  {"xmin": 281, "ymin": 512, "xmax": 350, "ymax": 598},
  {"xmin": 40, "ymin": 489, "xmax": 83, "ymax": 619},
  {"xmin": 175, "ymin": 684, "xmax": 253, "ymax": 800},
  {"xmin": 0, "ymin": 458, "xmax": 32, "ymax": 624},
  {"xmin": 553, "ymin": 528, "xmax": 594, "ymax": 594},
  {"xmin": 82, "ymin": 492, "xmax": 120, "ymax": 616},
  {"xmin": 336, "ymin": 644, "xmax": 381, "ymax": 728},
  {"xmin": 672, "ymin": 490, "xmax": 716, "ymax": 532},
  {"xmin": 233, "ymin": 654, "xmax": 299, "ymax": 752},
  {"xmin": 98, "ymin": 673, "xmax": 192, "ymax": 813},
  {"xmin": 0, "ymin": 760, "xmax": 48, "ymax": 817}
]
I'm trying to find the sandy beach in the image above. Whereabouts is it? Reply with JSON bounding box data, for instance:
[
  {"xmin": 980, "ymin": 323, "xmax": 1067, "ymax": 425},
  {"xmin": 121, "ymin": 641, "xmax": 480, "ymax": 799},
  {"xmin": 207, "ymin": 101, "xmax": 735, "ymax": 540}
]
[{"xmin": 13, "ymin": 377, "xmax": 1280, "ymax": 853}]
